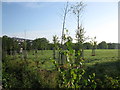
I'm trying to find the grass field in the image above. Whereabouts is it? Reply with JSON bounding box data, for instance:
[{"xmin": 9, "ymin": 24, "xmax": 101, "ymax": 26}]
[
  {"xmin": 32, "ymin": 49, "xmax": 119, "ymax": 79},
  {"xmin": 29, "ymin": 49, "xmax": 118, "ymax": 67},
  {"xmin": 3, "ymin": 49, "xmax": 120, "ymax": 88},
  {"xmin": 83, "ymin": 49, "xmax": 120, "ymax": 79},
  {"xmin": 7, "ymin": 49, "xmax": 120, "ymax": 76}
]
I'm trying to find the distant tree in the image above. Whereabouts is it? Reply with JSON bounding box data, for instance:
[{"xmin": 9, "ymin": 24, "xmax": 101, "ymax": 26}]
[
  {"xmin": 2, "ymin": 36, "xmax": 20, "ymax": 60},
  {"xmin": 12, "ymin": 38, "xmax": 19, "ymax": 56},
  {"xmin": 83, "ymin": 42, "xmax": 92, "ymax": 49},
  {"xmin": 26, "ymin": 40, "xmax": 32, "ymax": 51},
  {"xmin": 33, "ymin": 38, "xmax": 49, "ymax": 50},
  {"xmin": 118, "ymin": 43, "xmax": 120, "ymax": 49},
  {"xmin": 97, "ymin": 41, "xmax": 108, "ymax": 49},
  {"xmin": 107, "ymin": 43, "xmax": 115, "ymax": 49},
  {"xmin": 2, "ymin": 35, "xmax": 14, "ymax": 55},
  {"xmin": 47, "ymin": 43, "xmax": 54, "ymax": 50},
  {"xmin": 40, "ymin": 38, "xmax": 49, "ymax": 50}
]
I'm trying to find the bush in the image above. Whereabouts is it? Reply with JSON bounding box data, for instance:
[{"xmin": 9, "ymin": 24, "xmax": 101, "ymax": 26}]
[{"xmin": 2, "ymin": 56, "xmax": 58, "ymax": 88}]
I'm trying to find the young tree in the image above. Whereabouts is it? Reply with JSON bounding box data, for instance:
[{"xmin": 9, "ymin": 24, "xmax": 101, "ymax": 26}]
[
  {"xmin": 63, "ymin": 29, "xmax": 73, "ymax": 64},
  {"xmin": 61, "ymin": 2, "xmax": 70, "ymax": 45},
  {"xmin": 75, "ymin": 25, "xmax": 86, "ymax": 63},
  {"xmin": 71, "ymin": 2, "xmax": 86, "ymax": 64},
  {"xmin": 90, "ymin": 37, "xmax": 97, "ymax": 56},
  {"xmin": 53, "ymin": 35, "xmax": 59, "ymax": 60},
  {"xmin": 71, "ymin": 2, "xmax": 85, "ymax": 30},
  {"xmin": 60, "ymin": 2, "xmax": 70, "ymax": 64}
]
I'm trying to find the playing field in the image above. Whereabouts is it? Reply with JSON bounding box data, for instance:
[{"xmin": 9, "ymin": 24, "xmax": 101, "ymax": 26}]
[{"xmin": 7, "ymin": 49, "xmax": 120, "ymax": 76}]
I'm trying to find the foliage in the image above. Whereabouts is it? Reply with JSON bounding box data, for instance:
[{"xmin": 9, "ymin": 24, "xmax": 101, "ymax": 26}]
[
  {"xmin": 103, "ymin": 75, "xmax": 120, "ymax": 88},
  {"xmin": 26, "ymin": 40, "xmax": 32, "ymax": 51},
  {"xmin": 2, "ymin": 57, "xmax": 58, "ymax": 88},
  {"xmin": 2, "ymin": 48, "xmax": 120, "ymax": 88},
  {"xmin": 52, "ymin": 30, "xmax": 97, "ymax": 88},
  {"xmin": 51, "ymin": 29, "xmax": 120, "ymax": 88},
  {"xmin": 107, "ymin": 43, "xmax": 120, "ymax": 49},
  {"xmin": 2, "ymin": 35, "xmax": 119, "ymax": 55},
  {"xmin": 33, "ymin": 38, "xmax": 49, "ymax": 50},
  {"xmin": 2, "ymin": 1, "xmax": 120, "ymax": 88},
  {"xmin": 2, "ymin": 35, "xmax": 19, "ymax": 55},
  {"xmin": 97, "ymin": 41, "xmax": 108, "ymax": 49},
  {"xmin": 83, "ymin": 42, "xmax": 92, "ymax": 49},
  {"xmin": 75, "ymin": 25, "xmax": 86, "ymax": 63}
]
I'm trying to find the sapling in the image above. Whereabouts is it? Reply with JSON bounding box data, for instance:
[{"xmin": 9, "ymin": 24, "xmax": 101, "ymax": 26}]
[
  {"xmin": 70, "ymin": 2, "xmax": 86, "ymax": 63},
  {"xmin": 53, "ymin": 35, "xmax": 59, "ymax": 60},
  {"xmin": 75, "ymin": 25, "xmax": 86, "ymax": 63},
  {"xmin": 90, "ymin": 37, "xmax": 97, "ymax": 56},
  {"xmin": 60, "ymin": 2, "xmax": 70, "ymax": 64}
]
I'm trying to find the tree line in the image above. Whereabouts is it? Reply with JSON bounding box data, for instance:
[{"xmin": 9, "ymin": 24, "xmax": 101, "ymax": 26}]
[{"xmin": 1, "ymin": 35, "xmax": 120, "ymax": 55}]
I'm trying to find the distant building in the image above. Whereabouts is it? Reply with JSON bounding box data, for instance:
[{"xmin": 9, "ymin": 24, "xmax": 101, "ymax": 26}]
[
  {"xmin": 12, "ymin": 37, "xmax": 33, "ymax": 43},
  {"xmin": 12, "ymin": 37, "xmax": 33, "ymax": 48}
]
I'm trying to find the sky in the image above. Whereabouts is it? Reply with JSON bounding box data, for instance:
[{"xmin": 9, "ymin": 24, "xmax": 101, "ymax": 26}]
[{"xmin": 2, "ymin": 1, "xmax": 118, "ymax": 43}]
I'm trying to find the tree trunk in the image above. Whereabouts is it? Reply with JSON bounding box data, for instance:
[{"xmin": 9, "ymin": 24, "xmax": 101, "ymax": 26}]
[{"xmin": 92, "ymin": 48, "xmax": 95, "ymax": 56}]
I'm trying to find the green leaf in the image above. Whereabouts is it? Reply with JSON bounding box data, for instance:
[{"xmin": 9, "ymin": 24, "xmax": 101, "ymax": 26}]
[
  {"xmin": 93, "ymin": 73, "xmax": 95, "ymax": 77},
  {"xmin": 73, "ymin": 73, "xmax": 77, "ymax": 80}
]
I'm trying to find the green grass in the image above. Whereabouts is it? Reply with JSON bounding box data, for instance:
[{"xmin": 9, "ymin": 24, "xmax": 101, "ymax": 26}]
[
  {"xmin": 83, "ymin": 49, "xmax": 120, "ymax": 79},
  {"xmin": 9, "ymin": 49, "xmax": 119, "ymax": 71},
  {"xmin": 12, "ymin": 49, "xmax": 120, "ymax": 77},
  {"xmin": 5, "ymin": 49, "xmax": 120, "ymax": 75},
  {"xmin": 84, "ymin": 49, "xmax": 118, "ymax": 66},
  {"xmin": 3, "ymin": 49, "xmax": 120, "ymax": 88}
]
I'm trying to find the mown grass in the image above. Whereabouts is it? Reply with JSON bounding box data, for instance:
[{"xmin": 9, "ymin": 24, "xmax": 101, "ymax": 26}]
[
  {"xmin": 29, "ymin": 49, "xmax": 119, "ymax": 69},
  {"xmin": 8, "ymin": 49, "xmax": 119, "ymax": 71},
  {"xmin": 83, "ymin": 49, "xmax": 120, "ymax": 79},
  {"xmin": 84, "ymin": 49, "xmax": 118, "ymax": 68}
]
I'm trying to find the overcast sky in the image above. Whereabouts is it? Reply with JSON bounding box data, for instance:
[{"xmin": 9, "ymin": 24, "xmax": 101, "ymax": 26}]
[{"xmin": 2, "ymin": 2, "xmax": 118, "ymax": 43}]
